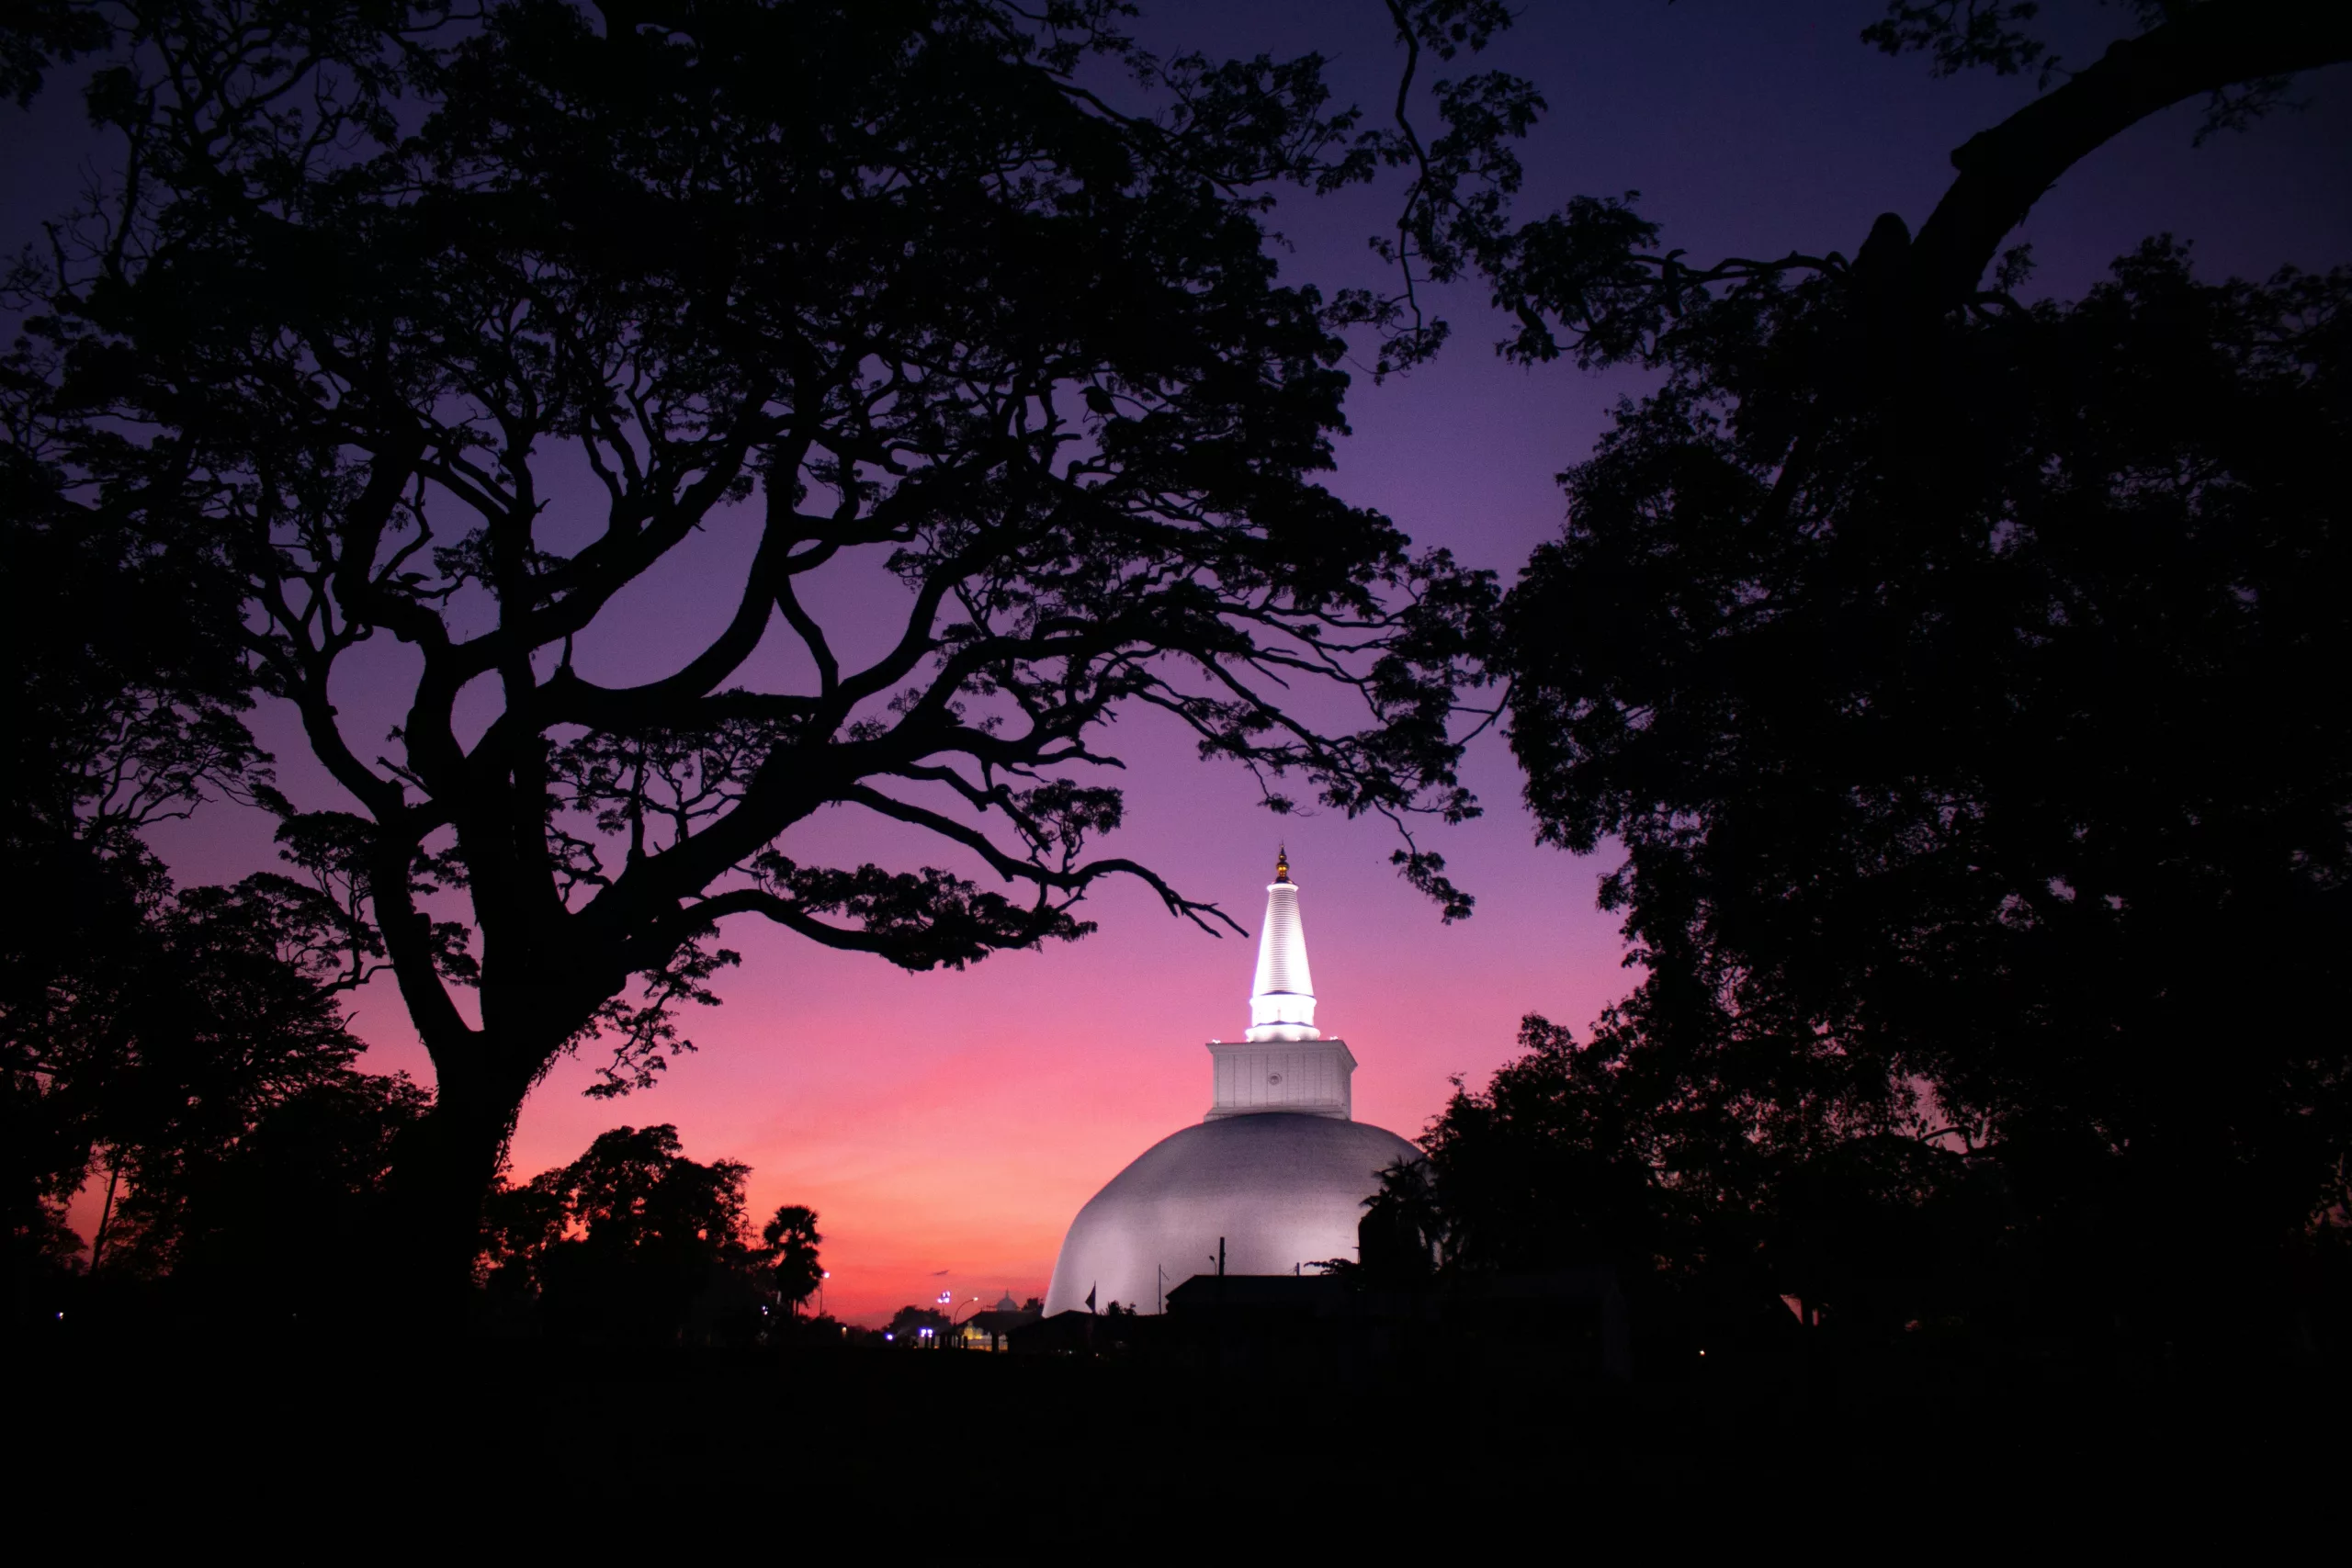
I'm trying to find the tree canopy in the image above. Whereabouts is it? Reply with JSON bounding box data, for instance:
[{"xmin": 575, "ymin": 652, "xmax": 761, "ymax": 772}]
[
  {"xmin": 480, "ymin": 1120, "xmax": 791, "ymax": 1342},
  {"xmin": 762, "ymin": 1201, "xmax": 822, "ymax": 1313},
  {"xmin": 4, "ymin": 0, "xmax": 1511, "ymax": 1297},
  {"xmin": 8, "ymin": 0, "xmax": 2346, "ymax": 1354},
  {"xmin": 3, "ymin": 411, "xmax": 398, "ymax": 1314},
  {"xmin": 1464, "ymin": 1, "xmax": 2352, "ymax": 1350}
]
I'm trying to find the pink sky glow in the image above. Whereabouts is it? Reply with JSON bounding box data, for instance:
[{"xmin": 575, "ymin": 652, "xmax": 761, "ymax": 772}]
[{"xmin": 30, "ymin": 3, "xmax": 2349, "ymax": 1325}]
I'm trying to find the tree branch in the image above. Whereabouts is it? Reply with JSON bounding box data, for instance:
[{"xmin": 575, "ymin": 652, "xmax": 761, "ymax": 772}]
[{"xmin": 1907, "ymin": 1, "xmax": 2352, "ymax": 309}]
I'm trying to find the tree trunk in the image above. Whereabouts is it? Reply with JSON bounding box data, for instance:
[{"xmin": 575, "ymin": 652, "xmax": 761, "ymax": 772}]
[
  {"xmin": 85, "ymin": 1154, "xmax": 122, "ymax": 1274},
  {"xmin": 386, "ymin": 1053, "xmax": 533, "ymax": 1328}
]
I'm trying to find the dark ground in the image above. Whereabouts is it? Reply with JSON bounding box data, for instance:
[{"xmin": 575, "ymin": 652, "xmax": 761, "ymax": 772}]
[{"xmin": 12, "ymin": 1324, "xmax": 2344, "ymax": 1543}]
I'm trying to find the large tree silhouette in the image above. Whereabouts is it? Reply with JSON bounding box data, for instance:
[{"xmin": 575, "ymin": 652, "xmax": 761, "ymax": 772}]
[
  {"xmin": 6, "ymin": 0, "xmax": 1503, "ymax": 1303},
  {"xmin": 2, "ymin": 413, "xmax": 390, "ymax": 1307},
  {"xmin": 1482, "ymin": 2, "xmax": 2351, "ymax": 1342}
]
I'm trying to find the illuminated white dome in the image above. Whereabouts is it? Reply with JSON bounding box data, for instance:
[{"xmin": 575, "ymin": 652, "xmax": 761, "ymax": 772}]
[
  {"xmin": 1040, "ymin": 851, "xmax": 1422, "ymax": 1315},
  {"xmin": 1042, "ymin": 1114, "xmax": 1419, "ymax": 1314}
]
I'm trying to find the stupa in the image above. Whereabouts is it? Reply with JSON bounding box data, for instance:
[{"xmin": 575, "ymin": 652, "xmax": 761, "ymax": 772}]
[{"xmin": 1042, "ymin": 850, "xmax": 1420, "ymax": 1314}]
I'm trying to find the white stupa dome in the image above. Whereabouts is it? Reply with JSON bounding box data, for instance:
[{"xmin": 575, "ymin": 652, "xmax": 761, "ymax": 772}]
[
  {"xmin": 1044, "ymin": 1113, "xmax": 1419, "ymax": 1314},
  {"xmin": 1041, "ymin": 852, "xmax": 1422, "ymax": 1315}
]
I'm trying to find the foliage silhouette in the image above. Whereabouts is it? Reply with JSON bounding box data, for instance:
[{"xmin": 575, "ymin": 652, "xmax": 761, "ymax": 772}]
[
  {"xmin": 481, "ymin": 1121, "xmax": 775, "ymax": 1344},
  {"xmin": 1, "ymin": 433, "xmax": 409, "ymax": 1317},
  {"xmin": 1471, "ymin": 4, "xmax": 2352, "ymax": 1352},
  {"xmin": 123, "ymin": 1069, "xmax": 433, "ymax": 1322},
  {"xmin": 1476, "ymin": 2, "xmax": 2352, "ymax": 374},
  {"xmin": 885, "ymin": 1302, "xmax": 952, "ymax": 1345},
  {"xmin": 2, "ymin": 0, "xmax": 1517, "ymax": 1307},
  {"xmin": 1400, "ymin": 1014, "xmax": 2024, "ymax": 1351},
  {"xmin": 761, "ymin": 1202, "xmax": 822, "ymax": 1314},
  {"xmin": 1335, "ymin": 1155, "xmax": 1442, "ymax": 1282}
]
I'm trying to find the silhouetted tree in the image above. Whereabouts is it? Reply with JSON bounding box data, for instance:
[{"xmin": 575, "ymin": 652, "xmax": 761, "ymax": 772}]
[
  {"xmin": 477, "ymin": 1160, "xmax": 568, "ymax": 1326},
  {"xmin": 119, "ymin": 1069, "xmax": 432, "ymax": 1324},
  {"xmin": 485, "ymin": 1122, "xmax": 761, "ymax": 1343},
  {"xmin": 1341, "ymin": 1156, "xmax": 1441, "ymax": 1282},
  {"xmin": 885, "ymin": 1303, "xmax": 950, "ymax": 1345},
  {"xmin": 761, "ymin": 1202, "xmax": 822, "ymax": 1315},
  {"xmin": 1, "ymin": 433, "xmax": 401, "ymax": 1315},
  {"xmin": 1479, "ymin": 2, "xmax": 2352, "ymax": 372},
  {"xmin": 1413, "ymin": 1018, "xmax": 1681, "ymax": 1280},
  {"xmin": 1477, "ymin": 4, "xmax": 2351, "ymax": 1349},
  {"xmin": 1406, "ymin": 1011, "xmax": 2041, "ymax": 1361},
  {"xmin": 3, "ymin": 0, "xmax": 1512, "ymax": 1307}
]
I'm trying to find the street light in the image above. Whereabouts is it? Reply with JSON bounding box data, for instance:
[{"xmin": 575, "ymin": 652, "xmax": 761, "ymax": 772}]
[{"xmin": 943, "ymin": 1293, "xmax": 982, "ymax": 1348}]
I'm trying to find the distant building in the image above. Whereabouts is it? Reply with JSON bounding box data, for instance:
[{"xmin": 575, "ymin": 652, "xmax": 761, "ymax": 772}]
[
  {"xmin": 961, "ymin": 1292, "xmax": 1038, "ymax": 1351},
  {"xmin": 1042, "ymin": 851, "xmax": 1421, "ymax": 1315}
]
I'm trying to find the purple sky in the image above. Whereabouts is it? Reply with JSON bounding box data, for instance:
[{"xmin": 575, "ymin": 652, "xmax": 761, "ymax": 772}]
[{"xmin": 12, "ymin": 2, "xmax": 2346, "ymax": 1319}]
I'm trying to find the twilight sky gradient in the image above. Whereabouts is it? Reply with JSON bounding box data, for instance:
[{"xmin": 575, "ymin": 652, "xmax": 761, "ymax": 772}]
[{"xmin": 12, "ymin": 2, "xmax": 2348, "ymax": 1322}]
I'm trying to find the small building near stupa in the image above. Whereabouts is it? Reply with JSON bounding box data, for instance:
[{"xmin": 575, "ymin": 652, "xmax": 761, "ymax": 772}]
[
  {"xmin": 1041, "ymin": 850, "xmax": 1421, "ymax": 1315},
  {"xmin": 961, "ymin": 1292, "xmax": 1041, "ymax": 1351}
]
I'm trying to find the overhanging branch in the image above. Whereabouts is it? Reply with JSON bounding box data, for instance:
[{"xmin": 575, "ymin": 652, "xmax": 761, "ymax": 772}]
[{"xmin": 1908, "ymin": 1, "xmax": 2352, "ymax": 309}]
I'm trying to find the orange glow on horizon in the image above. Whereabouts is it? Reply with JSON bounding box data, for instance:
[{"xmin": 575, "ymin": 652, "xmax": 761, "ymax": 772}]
[{"xmin": 352, "ymin": 808, "xmax": 1630, "ymax": 1324}]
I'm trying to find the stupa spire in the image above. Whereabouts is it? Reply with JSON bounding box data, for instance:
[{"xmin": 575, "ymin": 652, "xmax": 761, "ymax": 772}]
[{"xmin": 1246, "ymin": 848, "xmax": 1319, "ymax": 1043}]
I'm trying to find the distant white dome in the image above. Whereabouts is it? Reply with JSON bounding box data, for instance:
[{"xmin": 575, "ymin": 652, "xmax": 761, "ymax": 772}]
[{"xmin": 1042, "ymin": 1113, "xmax": 1419, "ymax": 1315}]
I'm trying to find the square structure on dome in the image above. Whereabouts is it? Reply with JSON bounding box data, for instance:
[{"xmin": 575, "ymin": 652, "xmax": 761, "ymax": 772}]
[{"xmin": 1205, "ymin": 1037, "xmax": 1354, "ymax": 1120}]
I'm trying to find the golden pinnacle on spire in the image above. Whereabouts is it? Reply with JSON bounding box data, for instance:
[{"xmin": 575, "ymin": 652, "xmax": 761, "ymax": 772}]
[{"xmin": 1273, "ymin": 845, "xmax": 1290, "ymax": 884}]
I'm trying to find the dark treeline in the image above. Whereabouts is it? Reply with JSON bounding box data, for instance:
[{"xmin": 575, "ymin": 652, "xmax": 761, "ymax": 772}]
[
  {"xmin": 480, "ymin": 1123, "xmax": 831, "ymax": 1344},
  {"xmin": 1, "ymin": 409, "xmax": 408, "ymax": 1320},
  {"xmin": 0, "ymin": 262, "xmax": 827, "ymax": 1343},
  {"xmin": 0, "ymin": 0, "xmax": 1500, "ymax": 1310},
  {"xmin": 1450, "ymin": 246, "xmax": 2348, "ymax": 1367},
  {"xmin": 1348, "ymin": 4, "xmax": 2352, "ymax": 1373},
  {"xmin": 5, "ymin": 0, "xmax": 2348, "ymax": 1401}
]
